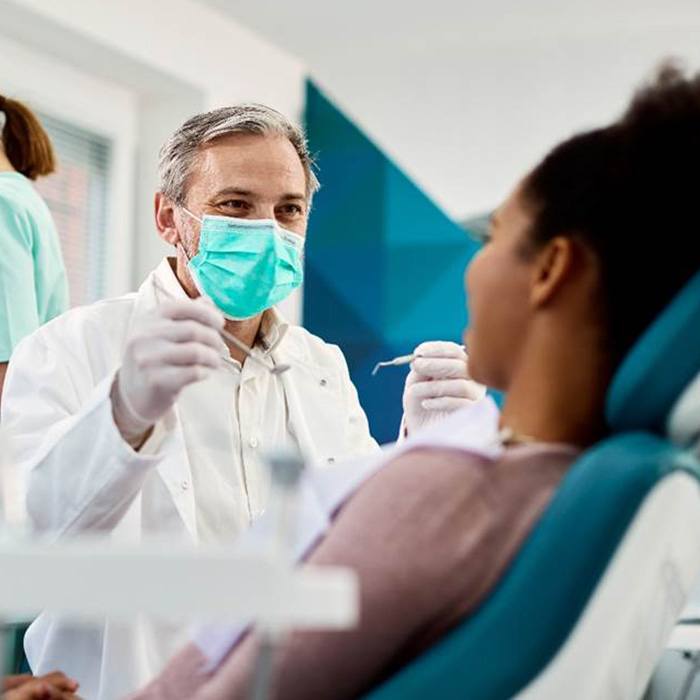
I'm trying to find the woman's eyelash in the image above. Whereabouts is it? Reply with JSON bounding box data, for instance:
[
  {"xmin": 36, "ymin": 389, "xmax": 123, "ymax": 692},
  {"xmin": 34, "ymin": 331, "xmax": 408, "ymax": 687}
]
[{"xmin": 463, "ymin": 213, "xmax": 493, "ymax": 244}]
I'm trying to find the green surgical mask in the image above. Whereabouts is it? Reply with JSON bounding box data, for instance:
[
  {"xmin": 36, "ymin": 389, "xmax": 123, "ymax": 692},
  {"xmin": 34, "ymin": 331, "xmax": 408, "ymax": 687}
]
[{"xmin": 182, "ymin": 210, "xmax": 305, "ymax": 320}]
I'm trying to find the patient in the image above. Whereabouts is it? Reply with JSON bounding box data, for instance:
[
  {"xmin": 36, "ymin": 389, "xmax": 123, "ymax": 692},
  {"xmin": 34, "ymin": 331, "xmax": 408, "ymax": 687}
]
[{"xmin": 133, "ymin": 63, "xmax": 700, "ymax": 699}]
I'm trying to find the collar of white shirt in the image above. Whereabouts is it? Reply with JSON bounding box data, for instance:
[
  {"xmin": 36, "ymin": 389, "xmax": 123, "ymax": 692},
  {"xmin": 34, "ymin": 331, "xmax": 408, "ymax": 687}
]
[{"xmin": 152, "ymin": 257, "xmax": 290, "ymax": 363}]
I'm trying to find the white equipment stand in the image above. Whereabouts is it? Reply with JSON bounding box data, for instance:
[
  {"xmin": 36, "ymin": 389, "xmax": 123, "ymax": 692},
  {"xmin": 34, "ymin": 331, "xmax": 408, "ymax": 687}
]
[
  {"xmin": 0, "ymin": 534, "xmax": 357, "ymax": 627},
  {"xmin": 0, "ymin": 451, "xmax": 357, "ymax": 698},
  {"xmin": 0, "ymin": 534, "xmax": 358, "ymax": 695}
]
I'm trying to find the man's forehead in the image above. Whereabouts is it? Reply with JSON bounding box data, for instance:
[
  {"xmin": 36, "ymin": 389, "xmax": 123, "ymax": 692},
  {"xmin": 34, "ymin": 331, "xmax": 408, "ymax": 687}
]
[
  {"xmin": 198, "ymin": 132, "xmax": 299, "ymax": 166},
  {"xmin": 192, "ymin": 134, "xmax": 306, "ymax": 190}
]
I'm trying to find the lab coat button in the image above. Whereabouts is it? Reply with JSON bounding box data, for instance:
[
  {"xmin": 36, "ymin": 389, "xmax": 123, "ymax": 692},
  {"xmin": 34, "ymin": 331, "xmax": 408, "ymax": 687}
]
[
  {"xmin": 181, "ymin": 480, "xmax": 189, "ymax": 491},
  {"xmin": 320, "ymin": 378, "xmax": 327, "ymax": 387},
  {"xmin": 249, "ymin": 437, "xmax": 259, "ymax": 448},
  {"xmin": 327, "ymin": 457, "xmax": 335, "ymax": 464}
]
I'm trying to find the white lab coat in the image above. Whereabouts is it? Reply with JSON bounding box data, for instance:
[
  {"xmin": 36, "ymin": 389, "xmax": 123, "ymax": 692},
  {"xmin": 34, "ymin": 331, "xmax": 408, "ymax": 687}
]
[{"xmin": 1, "ymin": 261, "xmax": 379, "ymax": 700}]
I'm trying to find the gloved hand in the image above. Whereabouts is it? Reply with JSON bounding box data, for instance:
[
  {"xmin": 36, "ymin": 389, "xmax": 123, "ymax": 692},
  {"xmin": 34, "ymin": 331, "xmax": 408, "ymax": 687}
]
[
  {"xmin": 111, "ymin": 298, "xmax": 224, "ymax": 447},
  {"xmin": 402, "ymin": 341, "xmax": 486, "ymax": 437}
]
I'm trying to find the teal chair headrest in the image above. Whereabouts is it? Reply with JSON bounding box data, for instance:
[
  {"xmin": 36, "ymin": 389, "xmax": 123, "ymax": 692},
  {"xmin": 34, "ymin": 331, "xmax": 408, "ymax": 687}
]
[{"xmin": 606, "ymin": 268, "xmax": 700, "ymax": 434}]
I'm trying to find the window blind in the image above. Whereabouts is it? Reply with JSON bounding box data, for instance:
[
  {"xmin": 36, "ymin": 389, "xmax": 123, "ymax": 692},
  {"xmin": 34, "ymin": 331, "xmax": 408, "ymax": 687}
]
[{"xmin": 34, "ymin": 114, "xmax": 112, "ymax": 306}]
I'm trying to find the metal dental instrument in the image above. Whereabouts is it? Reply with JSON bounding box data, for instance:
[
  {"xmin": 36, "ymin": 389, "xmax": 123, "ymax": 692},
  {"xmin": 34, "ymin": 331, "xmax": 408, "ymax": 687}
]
[
  {"xmin": 152, "ymin": 279, "xmax": 290, "ymax": 375},
  {"xmin": 219, "ymin": 325, "xmax": 291, "ymax": 376},
  {"xmin": 371, "ymin": 345, "xmax": 467, "ymax": 376},
  {"xmin": 371, "ymin": 354, "xmax": 416, "ymax": 376}
]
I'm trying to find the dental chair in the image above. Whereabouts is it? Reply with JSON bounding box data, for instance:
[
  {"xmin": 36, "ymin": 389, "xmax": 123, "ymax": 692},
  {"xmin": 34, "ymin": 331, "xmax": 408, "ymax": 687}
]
[{"xmin": 366, "ymin": 268, "xmax": 700, "ymax": 700}]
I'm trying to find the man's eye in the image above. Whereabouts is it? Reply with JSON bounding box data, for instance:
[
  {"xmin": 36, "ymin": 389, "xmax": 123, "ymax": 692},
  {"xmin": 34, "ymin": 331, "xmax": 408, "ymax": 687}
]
[
  {"xmin": 278, "ymin": 204, "xmax": 304, "ymax": 216},
  {"xmin": 220, "ymin": 200, "xmax": 249, "ymax": 210}
]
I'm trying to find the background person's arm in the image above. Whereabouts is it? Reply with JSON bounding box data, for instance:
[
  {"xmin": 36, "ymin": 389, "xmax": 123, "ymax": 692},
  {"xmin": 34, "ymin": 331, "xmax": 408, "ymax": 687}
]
[{"xmin": 0, "ymin": 200, "xmax": 40, "ymax": 369}]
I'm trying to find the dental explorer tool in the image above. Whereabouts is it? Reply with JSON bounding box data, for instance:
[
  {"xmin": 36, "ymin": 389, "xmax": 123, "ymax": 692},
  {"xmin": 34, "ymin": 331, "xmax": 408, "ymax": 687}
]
[
  {"xmin": 152, "ymin": 279, "xmax": 290, "ymax": 375},
  {"xmin": 371, "ymin": 345, "xmax": 467, "ymax": 376}
]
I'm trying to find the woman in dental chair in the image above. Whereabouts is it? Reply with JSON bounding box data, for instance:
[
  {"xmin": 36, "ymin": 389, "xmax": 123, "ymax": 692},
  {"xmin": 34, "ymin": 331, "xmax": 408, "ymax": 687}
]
[{"xmin": 133, "ymin": 62, "xmax": 700, "ymax": 700}]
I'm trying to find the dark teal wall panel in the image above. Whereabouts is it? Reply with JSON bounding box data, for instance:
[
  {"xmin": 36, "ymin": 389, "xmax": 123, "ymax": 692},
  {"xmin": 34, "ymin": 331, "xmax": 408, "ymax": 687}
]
[{"xmin": 304, "ymin": 80, "xmax": 479, "ymax": 442}]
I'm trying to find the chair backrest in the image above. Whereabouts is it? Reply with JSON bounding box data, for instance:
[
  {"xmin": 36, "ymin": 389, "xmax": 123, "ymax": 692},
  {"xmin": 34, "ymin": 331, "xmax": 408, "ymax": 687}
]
[
  {"xmin": 366, "ymin": 269, "xmax": 700, "ymax": 700},
  {"xmin": 606, "ymin": 268, "xmax": 700, "ymax": 435}
]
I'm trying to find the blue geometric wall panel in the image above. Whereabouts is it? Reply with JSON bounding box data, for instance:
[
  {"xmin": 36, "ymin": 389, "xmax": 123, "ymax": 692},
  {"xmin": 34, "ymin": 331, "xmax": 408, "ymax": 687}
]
[{"xmin": 304, "ymin": 80, "xmax": 481, "ymax": 443}]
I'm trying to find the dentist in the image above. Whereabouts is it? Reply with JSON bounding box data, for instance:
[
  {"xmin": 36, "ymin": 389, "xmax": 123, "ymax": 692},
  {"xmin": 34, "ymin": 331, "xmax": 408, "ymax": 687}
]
[{"xmin": 1, "ymin": 104, "xmax": 480, "ymax": 699}]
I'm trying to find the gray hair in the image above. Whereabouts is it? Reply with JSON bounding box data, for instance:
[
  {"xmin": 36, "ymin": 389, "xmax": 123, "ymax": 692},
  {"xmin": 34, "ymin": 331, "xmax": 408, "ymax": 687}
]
[{"xmin": 158, "ymin": 103, "xmax": 320, "ymax": 205}]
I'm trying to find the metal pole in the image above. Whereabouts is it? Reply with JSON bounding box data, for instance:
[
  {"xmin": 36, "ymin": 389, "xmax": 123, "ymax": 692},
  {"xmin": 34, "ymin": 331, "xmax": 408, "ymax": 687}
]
[
  {"xmin": 247, "ymin": 451, "xmax": 304, "ymax": 700},
  {"xmin": 249, "ymin": 633, "xmax": 278, "ymax": 700}
]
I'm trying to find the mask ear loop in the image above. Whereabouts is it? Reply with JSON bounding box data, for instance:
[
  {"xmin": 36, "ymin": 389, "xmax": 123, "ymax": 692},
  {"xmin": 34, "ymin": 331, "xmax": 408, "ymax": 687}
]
[
  {"xmin": 182, "ymin": 207, "xmax": 202, "ymax": 224},
  {"xmin": 176, "ymin": 241, "xmax": 191, "ymax": 262},
  {"xmin": 176, "ymin": 207, "xmax": 202, "ymax": 261},
  {"xmin": 173, "ymin": 208, "xmax": 231, "ymax": 319}
]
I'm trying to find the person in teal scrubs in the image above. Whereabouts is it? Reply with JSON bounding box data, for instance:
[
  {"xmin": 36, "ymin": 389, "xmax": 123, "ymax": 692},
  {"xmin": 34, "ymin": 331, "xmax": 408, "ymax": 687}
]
[{"xmin": 0, "ymin": 94, "xmax": 68, "ymax": 407}]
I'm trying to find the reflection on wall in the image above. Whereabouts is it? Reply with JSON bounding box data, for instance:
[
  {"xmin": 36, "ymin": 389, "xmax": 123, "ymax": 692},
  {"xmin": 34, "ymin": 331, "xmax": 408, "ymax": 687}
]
[{"xmin": 304, "ymin": 80, "xmax": 481, "ymax": 443}]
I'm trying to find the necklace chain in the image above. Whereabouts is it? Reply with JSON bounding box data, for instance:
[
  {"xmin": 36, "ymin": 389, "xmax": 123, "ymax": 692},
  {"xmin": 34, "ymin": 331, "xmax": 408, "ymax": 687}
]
[{"xmin": 497, "ymin": 426, "xmax": 537, "ymax": 446}]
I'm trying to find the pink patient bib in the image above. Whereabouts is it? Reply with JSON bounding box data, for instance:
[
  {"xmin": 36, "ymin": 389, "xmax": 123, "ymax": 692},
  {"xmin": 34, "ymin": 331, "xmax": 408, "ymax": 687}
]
[{"xmin": 193, "ymin": 396, "xmax": 502, "ymax": 669}]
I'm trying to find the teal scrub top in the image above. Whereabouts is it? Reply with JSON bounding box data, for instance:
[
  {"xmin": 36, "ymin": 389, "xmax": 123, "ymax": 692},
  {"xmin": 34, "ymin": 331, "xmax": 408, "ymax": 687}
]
[{"xmin": 0, "ymin": 171, "xmax": 69, "ymax": 361}]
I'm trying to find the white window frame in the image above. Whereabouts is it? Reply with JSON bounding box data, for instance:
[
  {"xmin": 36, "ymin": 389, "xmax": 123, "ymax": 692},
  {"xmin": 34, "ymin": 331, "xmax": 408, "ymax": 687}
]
[{"xmin": 0, "ymin": 34, "xmax": 137, "ymax": 298}]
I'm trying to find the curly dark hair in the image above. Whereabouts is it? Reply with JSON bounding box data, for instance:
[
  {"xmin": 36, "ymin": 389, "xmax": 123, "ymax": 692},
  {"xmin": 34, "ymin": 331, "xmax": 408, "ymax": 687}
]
[{"xmin": 522, "ymin": 61, "xmax": 700, "ymax": 364}]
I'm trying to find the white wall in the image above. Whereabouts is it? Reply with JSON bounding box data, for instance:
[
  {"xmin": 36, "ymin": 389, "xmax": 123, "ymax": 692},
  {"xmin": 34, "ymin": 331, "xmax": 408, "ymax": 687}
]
[
  {"xmin": 201, "ymin": 0, "xmax": 700, "ymax": 220},
  {"xmin": 337, "ymin": 31, "xmax": 700, "ymax": 220},
  {"xmin": 0, "ymin": 0, "xmax": 307, "ymax": 318},
  {"xmin": 1, "ymin": 0, "xmax": 304, "ymax": 113}
]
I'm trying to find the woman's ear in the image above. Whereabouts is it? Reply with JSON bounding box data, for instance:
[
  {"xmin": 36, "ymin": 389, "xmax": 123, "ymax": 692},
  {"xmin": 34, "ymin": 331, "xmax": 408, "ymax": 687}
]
[
  {"xmin": 154, "ymin": 192, "xmax": 180, "ymax": 246},
  {"xmin": 529, "ymin": 236, "xmax": 578, "ymax": 308}
]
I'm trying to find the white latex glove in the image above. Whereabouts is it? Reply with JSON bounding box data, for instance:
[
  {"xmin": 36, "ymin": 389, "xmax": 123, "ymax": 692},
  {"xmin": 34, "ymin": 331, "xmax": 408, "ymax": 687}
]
[
  {"xmin": 402, "ymin": 340, "xmax": 487, "ymax": 437},
  {"xmin": 111, "ymin": 298, "xmax": 225, "ymax": 446}
]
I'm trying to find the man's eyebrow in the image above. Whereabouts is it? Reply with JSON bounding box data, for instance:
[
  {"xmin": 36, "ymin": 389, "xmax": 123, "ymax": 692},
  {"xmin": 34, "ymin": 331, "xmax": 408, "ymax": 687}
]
[
  {"xmin": 213, "ymin": 187, "xmax": 254, "ymax": 197},
  {"xmin": 212, "ymin": 188, "xmax": 307, "ymax": 201}
]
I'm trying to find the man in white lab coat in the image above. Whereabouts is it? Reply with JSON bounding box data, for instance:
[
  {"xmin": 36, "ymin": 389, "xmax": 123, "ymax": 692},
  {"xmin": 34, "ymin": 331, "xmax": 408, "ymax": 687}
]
[{"xmin": 1, "ymin": 104, "xmax": 481, "ymax": 699}]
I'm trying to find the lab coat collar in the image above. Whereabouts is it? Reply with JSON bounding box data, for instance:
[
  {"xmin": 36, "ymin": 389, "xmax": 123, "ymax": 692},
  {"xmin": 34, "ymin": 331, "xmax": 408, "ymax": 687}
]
[
  {"xmin": 135, "ymin": 257, "xmax": 317, "ymax": 378},
  {"xmin": 153, "ymin": 257, "xmax": 189, "ymax": 300},
  {"xmin": 257, "ymin": 307, "xmax": 289, "ymax": 355},
  {"xmin": 144, "ymin": 258, "xmax": 290, "ymax": 357}
]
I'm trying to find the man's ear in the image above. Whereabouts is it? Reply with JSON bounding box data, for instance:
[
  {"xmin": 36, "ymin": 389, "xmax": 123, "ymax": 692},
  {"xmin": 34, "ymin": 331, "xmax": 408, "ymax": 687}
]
[
  {"xmin": 529, "ymin": 236, "xmax": 577, "ymax": 307},
  {"xmin": 155, "ymin": 192, "xmax": 180, "ymax": 246}
]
